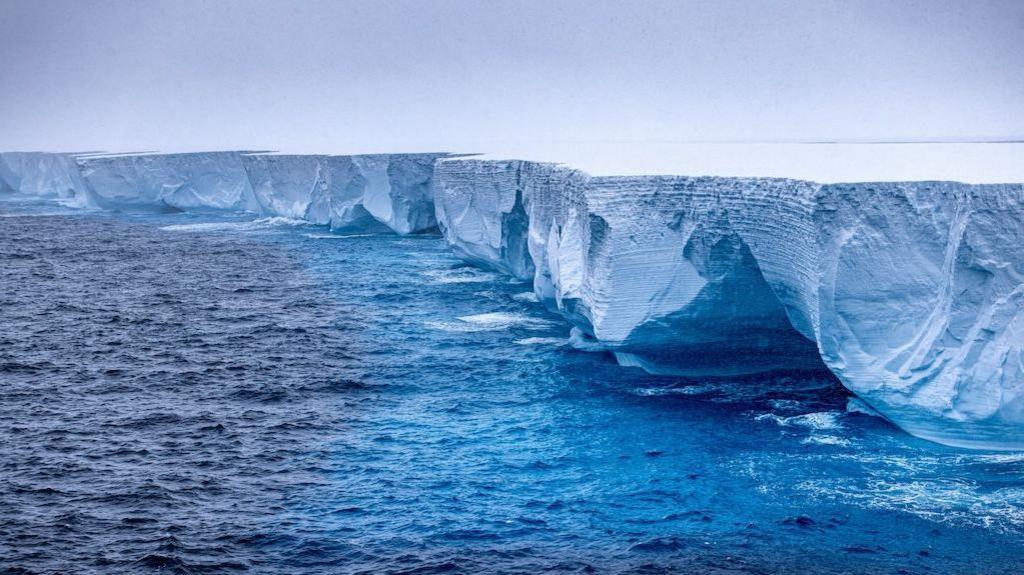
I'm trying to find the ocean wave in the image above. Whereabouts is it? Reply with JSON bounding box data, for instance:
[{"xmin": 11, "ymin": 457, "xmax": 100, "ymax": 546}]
[
  {"xmin": 513, "ymin": 337, "xmax": 566, "ymax": 346},
  {"xmin": 425, "ymin": 312, "xmax": 555, "ymax": 333},
  {"xmin": 421, "ymin": 268, "xmax": 502, "ymax": 284},
  {"xmin": 756, "ymin": 411, "xmax": 845, "ymax": 431},
  {"xmin": 303, "ymin": 232, "xmax": 381, "ymax": 239},
  {"xmin": 160, "ymin": 217, "xmax": 308, "ymax": 233}
]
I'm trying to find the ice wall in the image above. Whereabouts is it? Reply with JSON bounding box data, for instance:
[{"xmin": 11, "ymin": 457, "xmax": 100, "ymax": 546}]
[
  {"xmin": 0, "ymin": 152, "xmax": 92, "ymax": 208},
  {"xmin": 76, "ymin": 152, "xmax": 259, "ymax": 211},
  {"xmin": 242, "ymin": 153, "xmax": 448, "ymax": 234},
  {"xmin": 434, "ymin": 158, "xmax": 1024, "ymax": 449},
  {"xmin": 65, "ymin": 151, "xmax": 447, "ymax": 234}
]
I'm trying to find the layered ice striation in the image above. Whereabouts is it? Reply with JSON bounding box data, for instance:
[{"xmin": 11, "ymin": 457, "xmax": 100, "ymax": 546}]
[
  {"xmin": 0, "ymin": 152, "xmax": 92, "ymax": 208},
  {"xmin": 242, "ymin": 153, "xmax": 448, "ymax": 234},
  {"xmin": 435, "ymin": 158, "xmax": 1024, "ymax": 449}
]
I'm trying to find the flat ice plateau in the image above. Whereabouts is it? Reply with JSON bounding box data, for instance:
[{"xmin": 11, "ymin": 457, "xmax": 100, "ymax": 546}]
[{"xmin": 3, "ymin": 144, "xmax": 1023, "ymax": 449}]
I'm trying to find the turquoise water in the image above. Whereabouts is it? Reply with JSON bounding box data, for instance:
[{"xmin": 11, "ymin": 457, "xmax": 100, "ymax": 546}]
[{"xmin": 2, "ymin": 201, "xmax": 1023, "ymax": 573}]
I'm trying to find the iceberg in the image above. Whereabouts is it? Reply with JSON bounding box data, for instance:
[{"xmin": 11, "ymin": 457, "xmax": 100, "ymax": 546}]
[
  {"xmin": 76, "ymin": 152, "xmax": 260, "ymax": 211},
  {"xmin": 434, "ymin": 158, "xmax": 1024, "ymax": 450},
  {"xmin": 3, "ymin": 145, "xmax": 1023, "ymax": 449},
  {"xmin": 242, "ymin": 153, "xmax": 448, "ymax": 234},
  {"xmin": 0, "ymin": 152, "xmax": 92, "ymax": 208}
]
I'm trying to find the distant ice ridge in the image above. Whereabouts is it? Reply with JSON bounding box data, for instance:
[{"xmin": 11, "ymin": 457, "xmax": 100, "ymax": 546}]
[
  {"xmin": 434, "ymin": 158, "xmax": 1024, "ymax": 450},
  {"xmin": 0, "ymin": 152, "xmax": 92, "ymax": 208},
  {"xmin": 4, "ymin": 151, "xmax": 449, "ymax": 235}
]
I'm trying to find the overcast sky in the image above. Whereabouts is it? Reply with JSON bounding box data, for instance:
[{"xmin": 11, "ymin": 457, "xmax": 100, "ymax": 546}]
[{"xmin": 0, "ymin": 0, "xmax": 1021, "ymax": 153}]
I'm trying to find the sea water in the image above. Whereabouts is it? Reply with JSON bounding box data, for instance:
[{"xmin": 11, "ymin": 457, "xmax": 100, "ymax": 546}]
[{"xmin": 2, "ymin": 199, "xmax": 1022, "ymax": 574}]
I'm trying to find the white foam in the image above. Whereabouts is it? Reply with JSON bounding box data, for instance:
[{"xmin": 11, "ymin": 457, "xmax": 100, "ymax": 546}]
[
  {"xmin": 426, "ymin": 312, "xmax": 555, "ymax": 333},
  {"xmin": 756, "ymin": 411, "xmax": 845, "ymax": 431},
  {"xmin": 768, "ymin": 399, "xmax": 805, "ymax": 411},
  {"xmin": 160, "ymin": 221, "xmax": 252, "ymax": 232},
  {"xmin": 457, "ymin": 312, "xmax": 552, "ymax": 327},
  {"xmin": 513, "ymin": 291, "xmax": 540, "ymax": 303},
  {"xmin": 801, "ymin": 435, "xmax": 852, "ymax": 447},
  {"xmin": 421, "ymin": 268, "xmax": 501, "ymax": 284},
  {"xmin": 513, "ymin": 337, "xmax": 566, "ymax": 346},
  {"xmin": 253, "ymin": 216, "xmax": 308, "ymax": 227},
  {"xmin": 302, "ymin": 232, "xmax": 380, "ymax": 239},
  {"xmin": 161, "ymin": 216, "xmax": 308, "ymax": 233}
]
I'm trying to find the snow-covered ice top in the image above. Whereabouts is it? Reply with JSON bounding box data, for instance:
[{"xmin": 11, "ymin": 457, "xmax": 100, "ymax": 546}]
[{"xmin": 454, "ymin": 142, "xmax": 1024, "ymax": 183}]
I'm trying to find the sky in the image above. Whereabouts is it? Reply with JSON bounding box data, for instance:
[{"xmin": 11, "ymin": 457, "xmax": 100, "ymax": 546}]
[{"xmin": 0, "ymin": 0, "xmax": 1021, "ymax": 153}]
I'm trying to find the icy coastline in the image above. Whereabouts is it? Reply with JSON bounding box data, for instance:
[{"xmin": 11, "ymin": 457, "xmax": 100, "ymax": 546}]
[{"xmin": 2, "ymin": 148, "xmax": 1023, "ymax": 449}]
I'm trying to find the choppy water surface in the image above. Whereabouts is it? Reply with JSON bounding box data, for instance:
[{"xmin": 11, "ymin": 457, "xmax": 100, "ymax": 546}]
[{"xmin": 2, "ymin": 200, "xmax": 1023, "ymax": 574}]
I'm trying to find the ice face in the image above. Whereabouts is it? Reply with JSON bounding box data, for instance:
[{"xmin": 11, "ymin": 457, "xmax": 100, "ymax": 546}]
[
  {"xmin": 813, "ymin": 182, "xmax": 1024, "ymax": 449},
  {"xmin": 5, "ymin": 147, "xmax": 1023, "ymax": 449},
  {"xmin": 243, "ymin": 153, "xmax": 447, "ymax": 234},
  {"xmin": 76, "ymin": 152, "xmax": 259, "ymax": 211},
  {"xmin": 434, "ymin": 159, "xmax": 1024, "ymax": 449},
  {"xmin": 433, "ymin": 159, "xmax": 535, "ymax": 279},
  {"xmin": 353, "ymin": 154, "xmax": 443, "ymax": 234},
  {"xmin": 0, "ymin": 152, "xmax": 92, "ymax": 208},
  {"xmin": 240, "ymin": 154, "xmax": 324, "ymax": 219}
]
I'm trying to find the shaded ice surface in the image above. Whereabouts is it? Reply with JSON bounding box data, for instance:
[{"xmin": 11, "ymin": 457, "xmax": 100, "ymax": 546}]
[
  {"xmin": 0, "ymin": 151, "xmax": 92, "ymax": 208},
  {"xmin": 2, "ymin": 145, "xmax": 1024, "ymax": 449},
  {"xmin": 241, "ymin": 153, "xmax": 449, "ymax": 234},
  {"xmin": 2, "ymin": 200, "xmax": 1024, "ymax": 574},
  {"xmin": 3, "ymin": 151, "xmax": 449, "ymax": 234},
  {"xmin": 76, "ymin": 152, "xmax": 262, "ymax": 212},
  {"xmin": 433, "ymin": 159, "xmax": 1024, "ymax": 449}
]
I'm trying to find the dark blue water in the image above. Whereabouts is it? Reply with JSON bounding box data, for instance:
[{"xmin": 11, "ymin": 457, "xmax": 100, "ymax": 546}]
[{"xmin": 2, "ymin": 199, "xmax": 1023, "ymax": 574}]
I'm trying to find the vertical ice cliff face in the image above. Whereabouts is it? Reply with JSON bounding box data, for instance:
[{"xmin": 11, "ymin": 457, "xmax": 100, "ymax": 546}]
[
  {"xmin": 354, "ymin": 154, "xmax": 446, "ymax": 234},
  {"xmin": 76, "ymin": 152, "xmax": 259, "ymax": 211},
  {"xmin": 433, "ymin": 160, "xmax": 536, "ymax": 279},
  {"xmin": 0, "ymin": 152, "xmax": 92, "ymax": 207},
  {"xmin": 242, "ymin": 153, "xmax": 447, "ymax": 234},
  {"xmin": 435, "ymin": 159, "xmax": 1024, "ymax": 449},
  {"xmin": 6, "ymin": 150, "xmax": 449, "ymax": 233},
  {"xmin": 557, "ymin": 176, "xmax": 826, "ymax": 376},
  {"xmin": 812, "ymin": 182, "xmax": 1024, "ymax": 448},
  {"xmin": 240, "ymin": 154, "xmax": 325, "ymax": 219}
]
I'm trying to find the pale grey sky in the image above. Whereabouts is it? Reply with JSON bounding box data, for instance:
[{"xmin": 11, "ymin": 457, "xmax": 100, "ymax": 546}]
[{"xmin": 0, "ymin": 0, "xmax": 1021, "ymax": 153}]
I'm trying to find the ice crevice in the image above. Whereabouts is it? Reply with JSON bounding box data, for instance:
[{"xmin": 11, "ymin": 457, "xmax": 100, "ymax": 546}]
[{"xmin": 2, "ymin": 150, "xmax": 1024, "ymax": 449}]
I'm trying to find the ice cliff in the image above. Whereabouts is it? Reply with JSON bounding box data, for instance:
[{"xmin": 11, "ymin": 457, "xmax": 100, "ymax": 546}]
[
  {"xmin": 241, "ymin": 153, "xmax": 447, "ymax": 233},
  {"xmin": 0, "ymin": 152, "xmax": 91, "ymax": 208},
  {"xmin": 76, "ymin": 152, "xmax": 261, "ymax": 211},
  {"xmin": 2, "ymin": 151, "xmax": 448, "ymax": 234},
  {"xmin": 3, "ymin": 148, "xmax": 1023, "ymax": 449},
  {"xmin": 434, "ymin": 159, "xmax": 1024, "ymax": 450}
]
